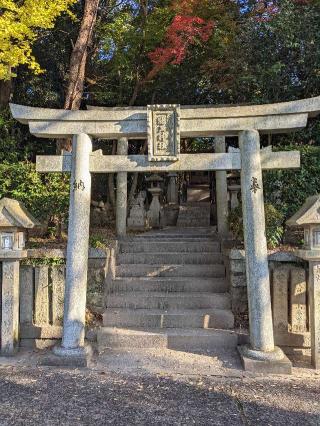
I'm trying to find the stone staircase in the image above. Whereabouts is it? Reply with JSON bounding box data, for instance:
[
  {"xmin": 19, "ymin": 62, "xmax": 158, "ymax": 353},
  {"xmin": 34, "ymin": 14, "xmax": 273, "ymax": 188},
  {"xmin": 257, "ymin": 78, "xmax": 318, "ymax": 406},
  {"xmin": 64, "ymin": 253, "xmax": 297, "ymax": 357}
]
[
  {"xmin": 97, "ymin": 228, "xmax": 237, "ymax": 352},
  {"xmin": 177, "ymin": 202, "xmax": 211, "ymax": 227},
  {"xmin": 187, "ymin": 184, "xmax": 210, "ymax": 203}
]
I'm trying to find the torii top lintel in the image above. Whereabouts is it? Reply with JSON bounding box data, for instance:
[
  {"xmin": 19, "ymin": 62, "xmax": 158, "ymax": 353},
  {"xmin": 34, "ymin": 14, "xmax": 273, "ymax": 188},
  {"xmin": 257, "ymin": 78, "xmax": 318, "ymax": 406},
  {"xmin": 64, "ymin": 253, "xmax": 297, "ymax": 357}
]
[{"xmin": 10, "ymin": 96, "xmax": 320, "ymax": 139}]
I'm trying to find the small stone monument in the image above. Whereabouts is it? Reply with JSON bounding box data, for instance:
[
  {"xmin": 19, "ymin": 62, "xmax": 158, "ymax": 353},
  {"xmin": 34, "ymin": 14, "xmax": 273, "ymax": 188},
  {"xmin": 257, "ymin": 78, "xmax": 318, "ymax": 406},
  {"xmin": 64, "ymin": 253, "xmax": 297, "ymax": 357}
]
[
  {"xmin": 163, "ymin": 173, "xmax": 180, "ymax": 226},
  {"xmin": 0, "ymin": 198, "xmax": 40, "ymax": 355},
  {"xmin": 228, "ymin": 184, "xmax": 241, "ymax": 210},
  {"xmin": 127, "ymin": 191, "xmax": 147, "ymax": 231},
  {"xmin": 287, "ymin": 195, "xmax": 320, "ymax": 369},
  {"xmin": 167, "ymin": 173, "xmax": 179, "ymax": 204},
  {"xmin": 146, "ymin": 174, "xmax": 164, "ymax": 228}
]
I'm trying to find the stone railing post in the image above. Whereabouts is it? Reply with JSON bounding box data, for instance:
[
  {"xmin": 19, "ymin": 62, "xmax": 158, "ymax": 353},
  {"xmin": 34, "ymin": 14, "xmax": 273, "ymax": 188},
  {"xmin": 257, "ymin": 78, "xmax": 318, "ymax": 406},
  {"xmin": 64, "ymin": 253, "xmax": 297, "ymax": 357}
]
[
  {"xmin": 308, "ymin": 261, "xmax": 320, "ymax": 369},
  {"xmin": 215, "ymin": 137, "xmax": 228, "ymax": 235},
  {"xmin": 238, "ymin": 129, "xmax": 291, "ymax": 373},
  {"xmin": 116, "ymin": 137, "xmax": 128, "ymax": 237},
  {"xmin": 53, "ymin": 133, "xmax": 92, "ymax": 365},
  {"xmin": 1, "ymin": 259, "xmax": 20, "ymax": 355}
]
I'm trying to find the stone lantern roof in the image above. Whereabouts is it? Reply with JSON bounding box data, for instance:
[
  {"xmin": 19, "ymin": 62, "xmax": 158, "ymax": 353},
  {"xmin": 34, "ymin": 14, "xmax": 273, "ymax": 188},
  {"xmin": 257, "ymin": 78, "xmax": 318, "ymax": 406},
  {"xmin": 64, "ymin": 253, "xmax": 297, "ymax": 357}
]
[
  {"xmin": 0, "ymin": 198, "xmax": 40, "ymax": 229},
  {"xmin": 286, "ymin": 195, "xmax": 320, "ymax": 226}
]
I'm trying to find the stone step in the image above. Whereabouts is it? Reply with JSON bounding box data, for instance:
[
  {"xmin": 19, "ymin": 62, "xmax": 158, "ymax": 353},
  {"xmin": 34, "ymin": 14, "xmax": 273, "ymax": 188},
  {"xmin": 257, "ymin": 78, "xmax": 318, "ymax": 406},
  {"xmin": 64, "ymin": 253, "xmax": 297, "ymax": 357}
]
[
  {"xmin": 97, "ymin": 327, "xmax": 238, "ymax": 351},
  {"xmin": 177, "ymin": 220, "xmax": 211, "ymax": 227},
  {"xmin": 119, "ymin": 241, "xmax": 220, "ymax": 253},
  {"xmin": 177, "ymin": 214, "xmax": 210, "ymax": 219},
  {"xmin": 116, "ymin": 264, "xmax": 226, "ymax": 278},
  {"xmin": 178, "ymin": 212, "xmax": 210, "ymax": 218},
  {"xmin": 103, "ymin": 308, "xmax": 234, "ymax": 329},
  {"xmin": 179, "ymin": 206, "xmax": 211, "ymax": 211},
  {"xmin": 178, "ymin": 208, "xmax": 210, "ymax": 214},
  {"xmin": 108, "ymin": 277, "xmax": 228, "ymax": 293},
  {"xmin": 181, "ymin": 205, "xmax": 211, "ymax": 207},
  {"xmin": 178, "ymin": 211, "xmax": 210, "ymax": 217},
  {"xmin": 133, "ymin": 234, "xmax": 216, "ymax": 240},
  {"xmin": 107, "ymin": 292, "xmax": 231, "ymax": 310},
  {"xmin": 177, "ymin": 206, "xmax": 211, "ymax": 228},
  {"xmin": 117, "ymin": 252, "xmax": 222, "ymax": 265},
  {"xmin": 134, "ymin": 227, "xmax": 216, "ymax": 239}
]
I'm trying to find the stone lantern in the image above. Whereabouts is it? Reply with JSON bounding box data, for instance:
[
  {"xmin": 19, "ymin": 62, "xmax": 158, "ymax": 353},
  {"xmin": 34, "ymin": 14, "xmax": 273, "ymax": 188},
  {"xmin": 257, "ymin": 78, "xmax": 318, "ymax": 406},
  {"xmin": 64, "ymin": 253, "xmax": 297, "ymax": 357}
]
[
  {"xmin": 0, "ymin": 198, "xmax": 40, "ymax": 355},
  {"xmin": 0, "ymin": 198, "xmax": 38, "ymax": 251},
  {"xmin": 287, "ymin": 195, "xmax": 320, "ymax": 369},
  {"xmin": 146, "ymin": 174, "xmax": 164, "ymax": 228},
  {"xmin": 287, "ymin": 195, "xmax": 320, "ymax": 250}
]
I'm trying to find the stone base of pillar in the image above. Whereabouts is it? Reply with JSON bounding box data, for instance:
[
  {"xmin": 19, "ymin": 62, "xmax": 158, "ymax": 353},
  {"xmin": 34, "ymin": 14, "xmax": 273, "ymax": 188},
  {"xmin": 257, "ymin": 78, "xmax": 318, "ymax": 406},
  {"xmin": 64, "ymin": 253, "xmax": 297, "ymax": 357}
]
[
  {"xmin": 238, "ymin": 345, "xmax": 292, "ymax": 375},
  {"xmin": 39, "ymin": 344, "xmax": 93, "ymax": 368}
]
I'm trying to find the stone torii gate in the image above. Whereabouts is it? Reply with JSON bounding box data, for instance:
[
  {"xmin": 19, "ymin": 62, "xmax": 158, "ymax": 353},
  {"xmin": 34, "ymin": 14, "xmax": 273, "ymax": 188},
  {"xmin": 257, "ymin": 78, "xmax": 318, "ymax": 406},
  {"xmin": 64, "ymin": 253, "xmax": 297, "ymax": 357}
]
[{"xmin": 10, "ymin": 97, "xmax": 320, "ymax": 371}]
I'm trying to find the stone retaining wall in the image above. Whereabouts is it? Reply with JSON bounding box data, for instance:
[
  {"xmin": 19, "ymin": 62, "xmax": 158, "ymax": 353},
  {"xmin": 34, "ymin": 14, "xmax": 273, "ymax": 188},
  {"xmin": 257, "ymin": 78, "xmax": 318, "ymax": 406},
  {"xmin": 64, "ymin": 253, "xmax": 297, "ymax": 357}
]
[
  {"xmin": 0, "ymin": 247, "xmax": 115, "ymax": 349},
  {"xmin": 225, "ymin": 249, "xmax": 310, "ymax": 352}
]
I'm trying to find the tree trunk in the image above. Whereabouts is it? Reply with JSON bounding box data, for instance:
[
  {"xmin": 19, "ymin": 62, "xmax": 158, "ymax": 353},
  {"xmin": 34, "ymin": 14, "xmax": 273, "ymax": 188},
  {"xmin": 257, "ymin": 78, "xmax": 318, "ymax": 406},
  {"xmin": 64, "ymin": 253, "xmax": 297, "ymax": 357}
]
[
  {"xmin": 0, "ymin": 80, "xmax": 12, "ymax": 109},
  {"xmin": 57, "ymin": 0, "xmax": 100, "ymax": 153},
  {"xmin": 64, "ymin": 0, "xmax": 99, "ymax": 110}
]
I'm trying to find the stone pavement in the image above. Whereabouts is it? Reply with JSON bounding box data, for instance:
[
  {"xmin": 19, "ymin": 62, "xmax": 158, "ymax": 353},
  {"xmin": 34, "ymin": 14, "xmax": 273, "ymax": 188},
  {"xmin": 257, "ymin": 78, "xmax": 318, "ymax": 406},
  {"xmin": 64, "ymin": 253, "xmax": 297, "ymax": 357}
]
[{"xmin": 0, "ymin": 347, "xmax": 320, "ymax": 425}]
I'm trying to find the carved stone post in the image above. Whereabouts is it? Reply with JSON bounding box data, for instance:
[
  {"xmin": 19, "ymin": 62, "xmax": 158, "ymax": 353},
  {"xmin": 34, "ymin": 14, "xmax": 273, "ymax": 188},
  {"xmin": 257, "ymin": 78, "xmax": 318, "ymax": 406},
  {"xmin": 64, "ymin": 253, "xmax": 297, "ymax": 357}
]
[
  {"xmin": 307, "ymin": 261, "xmax": 320, "ymax": 369},
  {"xmin": 238, "ymin": 129, "xmax": 291, "ymax": 374},
  {"xmin": 1, "ymin": 260, "xmax": 20, "ymax": 355},
  {"xmin": 116, "ymin": 137, "xmax": 128, "ymax": 236}
]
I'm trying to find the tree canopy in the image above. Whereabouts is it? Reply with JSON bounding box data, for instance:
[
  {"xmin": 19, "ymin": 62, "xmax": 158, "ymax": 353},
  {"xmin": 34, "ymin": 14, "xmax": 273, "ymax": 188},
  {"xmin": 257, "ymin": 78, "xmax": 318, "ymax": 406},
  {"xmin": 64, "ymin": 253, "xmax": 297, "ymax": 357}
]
[
  {"xmin": 1, "ymin": 0, "xmax": 320, "ymax": 233},
  {"xmin": 0, "ymin": 0, "xmax": 318, "ymax": 138},
  {"xmin": 0, "ymin": 0, "xmax": 76, "ymax": 80}
]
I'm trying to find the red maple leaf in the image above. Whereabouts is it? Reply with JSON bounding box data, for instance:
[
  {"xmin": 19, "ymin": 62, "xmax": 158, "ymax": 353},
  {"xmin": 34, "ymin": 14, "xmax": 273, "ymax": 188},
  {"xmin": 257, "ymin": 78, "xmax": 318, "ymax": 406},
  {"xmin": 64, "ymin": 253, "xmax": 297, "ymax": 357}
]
[{"xmin": 147, "ymin": 15, "xmax": 214, "ymax": 80}]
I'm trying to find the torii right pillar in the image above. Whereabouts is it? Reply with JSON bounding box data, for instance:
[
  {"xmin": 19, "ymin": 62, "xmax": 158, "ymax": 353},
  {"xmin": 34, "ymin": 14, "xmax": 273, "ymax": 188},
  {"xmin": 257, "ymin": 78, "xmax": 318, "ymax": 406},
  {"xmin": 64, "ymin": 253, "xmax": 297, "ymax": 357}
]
[{"xmin": 238, "ymin": 129, "xmax": 292, "ymax": 374}]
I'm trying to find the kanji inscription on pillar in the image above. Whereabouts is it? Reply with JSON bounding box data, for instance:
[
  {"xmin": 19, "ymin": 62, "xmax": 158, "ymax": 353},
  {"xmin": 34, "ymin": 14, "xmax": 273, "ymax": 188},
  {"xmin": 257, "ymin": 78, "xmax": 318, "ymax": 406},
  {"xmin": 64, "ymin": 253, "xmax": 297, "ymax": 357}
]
[{"xmin": 147, "ymin": 104, "xmax": 180, "ymax": 162}]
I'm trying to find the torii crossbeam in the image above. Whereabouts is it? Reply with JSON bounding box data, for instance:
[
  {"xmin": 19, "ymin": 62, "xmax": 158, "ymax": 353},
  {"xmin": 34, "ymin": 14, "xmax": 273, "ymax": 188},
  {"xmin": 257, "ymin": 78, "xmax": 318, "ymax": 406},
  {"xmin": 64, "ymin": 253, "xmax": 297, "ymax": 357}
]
[{"xmin": 36, "ymin": 149, "xmax": 300, "ymax": 173}]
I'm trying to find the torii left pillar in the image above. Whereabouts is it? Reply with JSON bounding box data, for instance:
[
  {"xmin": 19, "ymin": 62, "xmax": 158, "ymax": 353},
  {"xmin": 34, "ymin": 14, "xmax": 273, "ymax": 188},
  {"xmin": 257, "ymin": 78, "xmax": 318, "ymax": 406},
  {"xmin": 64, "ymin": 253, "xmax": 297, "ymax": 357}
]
[{"xmin": 53, "ymin": 133, "xmax": 92, "ymax": 366}]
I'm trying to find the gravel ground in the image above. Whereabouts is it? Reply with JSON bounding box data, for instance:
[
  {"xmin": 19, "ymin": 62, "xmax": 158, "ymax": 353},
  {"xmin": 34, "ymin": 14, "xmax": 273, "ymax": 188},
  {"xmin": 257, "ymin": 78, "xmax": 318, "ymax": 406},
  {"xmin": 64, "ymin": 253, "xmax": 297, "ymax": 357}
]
[{"xmin": 0, "ymin": 361, "xmax": 320, "ymax": 425}]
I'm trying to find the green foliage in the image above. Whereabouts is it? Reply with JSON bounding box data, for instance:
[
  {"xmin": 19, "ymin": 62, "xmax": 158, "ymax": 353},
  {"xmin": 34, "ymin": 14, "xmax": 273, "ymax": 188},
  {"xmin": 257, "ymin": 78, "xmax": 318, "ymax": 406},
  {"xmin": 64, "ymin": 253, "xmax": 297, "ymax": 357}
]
[
  {"xmin": 95, "ymin": 2, "xmax": 173, "ymax": 105},
  {"xmin": 228, "ymin": 203, "xmax": 284, "ymax": 249},
  {"xmin": 89, "ymin": 234, "xmax": 107, "ymax": 249},
  {"xmin": 264, "ymin": 144, "xmax": 320, "ymax": 220},
  {"xmin": 22, "ymin": 257, "xmax": 65, "ymax": 266},
  {"xmin": 221, "ymin": 0, "xmax": 320, "ymax": 104},
  {"xmin": 0, "ymin": 108, "xmax": 28, "ymax": 162},
  {"xmin": 0, "ymin": 162, "xmax": 69, "ymax": 225},
  {"xmin": 91, "ymin": 0, "xmax": 239, "ymax": 106},
  {"xmin": 0, "ymin": 107, "xmax": 56, "ymax": 161}
]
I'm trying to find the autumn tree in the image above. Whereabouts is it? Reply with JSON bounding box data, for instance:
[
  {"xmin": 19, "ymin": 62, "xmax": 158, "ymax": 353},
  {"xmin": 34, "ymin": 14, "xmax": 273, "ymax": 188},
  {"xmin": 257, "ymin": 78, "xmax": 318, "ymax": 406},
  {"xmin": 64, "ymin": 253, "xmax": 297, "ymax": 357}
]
[{"xmin": 0, "ymin": 0, "xmax": 76, "ymax": 107}]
